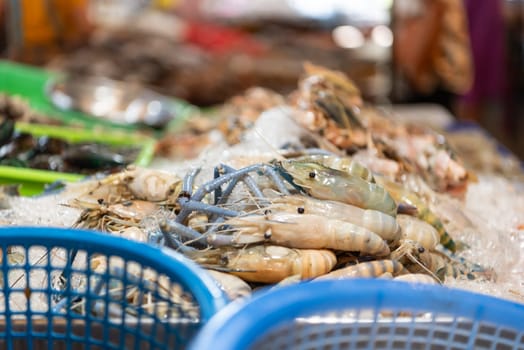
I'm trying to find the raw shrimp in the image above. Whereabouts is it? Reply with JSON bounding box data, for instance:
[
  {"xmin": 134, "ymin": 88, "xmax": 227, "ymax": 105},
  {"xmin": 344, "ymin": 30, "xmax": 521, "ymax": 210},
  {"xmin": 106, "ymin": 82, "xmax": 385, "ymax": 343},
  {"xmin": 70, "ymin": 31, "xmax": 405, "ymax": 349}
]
[
  {"xmin": 389, "ymin": 239, "xmax": 426, "ymax": 262},
  {"xmin": 72, "ymin": 199, "xmax": 159, "ymax": 233},
  {"xmin": 110, "ymin": 266, "xmax": 199, "ymax": 320},
  {"xmin": 291, "ymin": 63, "xmax": 369, "ymax": 149},
  {"xmin": 352, "ymin": 150, "xmax": 401, "ymax": 178},
  {"xmin": 108, "ymin": 200, "xmax": 160, "ymax": 221},
  {"xmin": 277, "ymin": 160, "xmax": 397, "ymax": 217},
  {"xmin": 303, "ymin": 62, "xmax": 362, "ymax": 105},
  {"xmin": 115, "ymin": 226, "xmax": 148, "ymax": 243},
  {"xmin": 81, "ymin": 167, "xmax": 182, "ymax": 204},
  {"xmin": 413, "ymin": 251, "xmax": 451, "ymax": 280},
  {"xmin": 268, "ymin": 194, "xmax": 400, "ymax": 241},
  {"xmin": 409, "ymin": 250, "xmax": 493, "ymax": 281},
  {"xmin": 271, "ymin": 274, "xmax": 302, "ymax": 288},
  {"xmin": 389, "ymin": 239, "xmax": 442, "ymax": 283},
  {"xmin": 375, "ymin": 176, "xmax": 456, "ymax": 252},
  {"xmin": 206, "ymin": 269, "xmax": 252, "ymax": 300},
  {"xmin": 292, "ymin": 154, "xmax": 374, "ymax": 182},
  {"xmin": 394, "ymin": 273, "xmax": 438, "ymax": 284},
  {"xmin": 315, "ymin": 259, "xmax": 404, "ymax": 280},
  {"xmin": 396, "ymin": 214, "xmax": 440, "ymax": 250},
  {"xmin": 189, "ymin": 245, "xmax": 337, "ymax": 284},
  {"xmin": 88, "ymin": 257, "xmax": 199, "ymax": 320},
  {"xmin": 67, "ymin": 176, "xmax": 133, "ymax": 205},
  {"xmin": 126, "ymin": 168, "xmax": 182, "ymax": 203},
  {"xmin": 187, "ymin": 212, "xmax": 209, "ymax": 233},
  {"xmin": 217, "ymin": 212, "xmax": 390, "ymax": 256}
]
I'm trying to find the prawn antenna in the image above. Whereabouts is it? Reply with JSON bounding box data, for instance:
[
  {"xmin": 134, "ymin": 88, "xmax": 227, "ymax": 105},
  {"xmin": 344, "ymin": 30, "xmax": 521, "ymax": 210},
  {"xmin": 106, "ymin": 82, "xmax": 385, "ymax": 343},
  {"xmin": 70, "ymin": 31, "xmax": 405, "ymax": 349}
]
[
  {"xmin": 406, "ymin": 253, "xmax": 443, "ymax": 284},
  {"xmin": 252, "ymin": 126, "xmax": 286, "ymax": 161}
]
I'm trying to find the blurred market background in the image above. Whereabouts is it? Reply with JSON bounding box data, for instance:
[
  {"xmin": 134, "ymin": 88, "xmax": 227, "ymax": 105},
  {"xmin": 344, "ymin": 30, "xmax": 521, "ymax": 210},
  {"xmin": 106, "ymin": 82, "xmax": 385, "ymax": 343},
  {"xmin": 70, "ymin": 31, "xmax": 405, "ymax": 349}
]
[{"xmin": 0, "ymin": 0, "xmax": 523, "ymax": 159}]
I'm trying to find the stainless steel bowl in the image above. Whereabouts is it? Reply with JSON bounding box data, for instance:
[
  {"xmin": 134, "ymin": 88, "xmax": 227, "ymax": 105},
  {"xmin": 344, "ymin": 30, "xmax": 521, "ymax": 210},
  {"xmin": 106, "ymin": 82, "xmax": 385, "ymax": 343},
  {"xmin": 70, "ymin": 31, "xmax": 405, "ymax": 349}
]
[{"xmin": 47, "ymin": 76, "xmax": 179, "ymax": 129}]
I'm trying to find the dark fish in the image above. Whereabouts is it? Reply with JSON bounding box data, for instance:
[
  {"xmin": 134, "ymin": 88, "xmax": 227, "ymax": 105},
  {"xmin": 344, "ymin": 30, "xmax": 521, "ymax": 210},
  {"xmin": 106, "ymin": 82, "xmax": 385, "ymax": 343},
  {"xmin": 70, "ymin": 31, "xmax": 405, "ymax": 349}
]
[
  {"xmin": 62, "ymin": 144, "xmax": 137, "ymax": 173},
  {"xmin": 0, "ymin": 118, "xmax": 15, "ymax": 146}
]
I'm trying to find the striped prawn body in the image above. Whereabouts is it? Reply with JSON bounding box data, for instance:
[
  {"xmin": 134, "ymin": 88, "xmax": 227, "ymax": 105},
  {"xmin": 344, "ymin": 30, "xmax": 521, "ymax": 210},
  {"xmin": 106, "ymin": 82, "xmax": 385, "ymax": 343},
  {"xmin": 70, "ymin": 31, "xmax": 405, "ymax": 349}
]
[
  {"xmin": 224, "ymin": 212, "xmax": 391, "ymax": 256},
  {"xmin": 191, "ymin": 245, "xmax": 337, "ymax": 284},
  {"xmin": 277, "ymin": 160, "xmax": 397, "ymax": 217},
  {"xmin": 269, "ymin": 194, "xmax": 400, "ymax": 242},
  {"xmin": 315, "ymin": 259, "xmax": 405, "ymax": 280}
]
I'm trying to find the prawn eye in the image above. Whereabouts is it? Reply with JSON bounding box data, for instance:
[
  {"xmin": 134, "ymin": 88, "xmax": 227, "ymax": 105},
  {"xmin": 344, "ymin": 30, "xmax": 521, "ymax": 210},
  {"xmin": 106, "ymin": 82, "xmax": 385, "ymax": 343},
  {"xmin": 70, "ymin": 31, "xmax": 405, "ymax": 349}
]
[
  {"xmin": 219, "ymin": 256, "xmax": 229, "ymax": 265},
  {"xmin": 178, "ymin": 191, "xmax": 191, "ymax": 199},
  {"xmin": 308, "ymin": 171, "xmax": 316, "ymax": 179},
  {"xmin": 264, "ymin": 229, "xmax": 272, "ymax": 239},
  {"xmin": 297, "ymin": 207, "xmax": 305, "ymax": 214},
  {"xmin": 418, "ymin": 247, "xmax": 425, "ymax": 254}
]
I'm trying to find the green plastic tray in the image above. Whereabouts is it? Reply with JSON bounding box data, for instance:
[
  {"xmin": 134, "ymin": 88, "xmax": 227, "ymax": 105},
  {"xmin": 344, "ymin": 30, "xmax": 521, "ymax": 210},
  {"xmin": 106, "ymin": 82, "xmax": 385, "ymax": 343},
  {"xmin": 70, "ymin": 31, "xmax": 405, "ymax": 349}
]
[
  {"xmin": 0, "ymin": 122, "xmax": 156, "ymax": 196},
  {"xmin": 0, "ymin": 60, "xmax": 199, "ymax": 132}
]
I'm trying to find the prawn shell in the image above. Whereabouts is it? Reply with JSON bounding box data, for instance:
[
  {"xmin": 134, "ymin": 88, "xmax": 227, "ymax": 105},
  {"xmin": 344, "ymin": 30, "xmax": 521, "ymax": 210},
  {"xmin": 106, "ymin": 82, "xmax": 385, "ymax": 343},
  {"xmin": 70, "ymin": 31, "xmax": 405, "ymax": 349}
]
[
  {"xmin": 294, "ymin": 154, "xmax": 374, "ymax": 182},
  {"xmin": 396, "ymin": 214, "xmax": 439, "ymax": 250},
  {"xmin": 206, "ymin": 269, "xmax": 252, "ymax": 300},
  {"xmin": 412, "ymin": 251, "xmax": 448, "ymax": 278},
  {"xmin": 362, "ymin": 210, "xmax": 400, "ymax": 242},
  {"xmin": 188, "ymin": 213, "xmax": 209, "ymax": 233},
  {"xmin": 109, "ymin": 200, "xmax": 159, "ymax": 221},
  {"xmin": 303, "ymin": 62, "xmax": 362, "ymax": 98},
  {"xmin": 394, "ymin": 273, "xmax": 438, "ymax": 285},
  {"xmin": 228, "ymin": 213, "xmax": 390, "ymax": 256},
  {"xmin": 128, "ymin": 168, "xmax": 181, "ymax": 202},
  {"xmin": 376, "ymin": 176, "xmax": 457, "ymax": 252},
  {"xmin": 116, "ymin": 226, "xmax": 148, "ymax": 243},
  {"xmin": 272, "ymin": 212, "xmax": 391, "ymax": 256},
  {"xmin": 316, "ymin": 259, "xmax": 404, "ymax": 280},
  {"xmin": 270, "ymin": 195, "xmax": 400, "ymax": 241},
  {"xmin": 226, "ymin": 245, "xmax": 337, "ymax": 284},
  {"xmin": 280, "ymin": 160, "xmax": 397, "ymax": 217}
]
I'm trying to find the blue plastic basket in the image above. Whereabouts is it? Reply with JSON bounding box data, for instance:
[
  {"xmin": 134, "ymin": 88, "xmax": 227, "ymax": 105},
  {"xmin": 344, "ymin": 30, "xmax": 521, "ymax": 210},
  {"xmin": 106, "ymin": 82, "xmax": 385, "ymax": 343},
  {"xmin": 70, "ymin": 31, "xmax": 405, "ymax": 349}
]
[
  {"xmin": 190, "ymin": 279, "xmax": 524, "ymax": 350},
  {"xmin": 0, "ymin": 227, "xmax": 228, "ymax": 350}
]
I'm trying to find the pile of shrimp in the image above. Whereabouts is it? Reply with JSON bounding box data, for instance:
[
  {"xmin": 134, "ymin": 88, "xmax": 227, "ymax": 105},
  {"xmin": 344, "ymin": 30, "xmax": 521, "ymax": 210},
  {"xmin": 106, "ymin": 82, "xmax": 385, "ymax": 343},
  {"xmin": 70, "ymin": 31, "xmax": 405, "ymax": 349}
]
[
  {"xmin": 65, "ymin": 64, "xmax": 513, "ymax": 303},
  {"xmin": 0, "ymin": 63, "xmax": 520, "ymax": 321},
  {"xmin": 297, "ymin": 63, "xmax": 473, "ymax": 196},
  {"xmin": 206, "ymin": 62, "xmax": 472, "ymax": 197},
  {"xmin": 66, "ymin": 156, "xmax": 491, "ymax": 302}
]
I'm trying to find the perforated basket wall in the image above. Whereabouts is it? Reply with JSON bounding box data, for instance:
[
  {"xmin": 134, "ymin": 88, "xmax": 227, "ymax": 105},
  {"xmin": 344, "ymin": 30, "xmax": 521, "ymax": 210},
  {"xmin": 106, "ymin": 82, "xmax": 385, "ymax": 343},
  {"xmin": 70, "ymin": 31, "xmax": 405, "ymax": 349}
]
[
  {"xmin": 190, "ymin": 279, "xmax": 524, "ymax": 350},
  {"xmin": 0, "ymin": 227, "xmax": 228, "ymax": 350}
]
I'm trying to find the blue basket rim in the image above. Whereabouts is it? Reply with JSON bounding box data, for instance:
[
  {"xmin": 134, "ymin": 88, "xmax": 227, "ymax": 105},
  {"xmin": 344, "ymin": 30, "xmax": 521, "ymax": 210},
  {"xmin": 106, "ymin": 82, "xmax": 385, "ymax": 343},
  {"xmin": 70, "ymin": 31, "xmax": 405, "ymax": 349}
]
[
  {"xmin": 0, "ymin": 226, "xmax": 229, "ymax": 320},
  {"xmin": 189, "ymin": 279, "xmax": 524, "ymax": 350}
]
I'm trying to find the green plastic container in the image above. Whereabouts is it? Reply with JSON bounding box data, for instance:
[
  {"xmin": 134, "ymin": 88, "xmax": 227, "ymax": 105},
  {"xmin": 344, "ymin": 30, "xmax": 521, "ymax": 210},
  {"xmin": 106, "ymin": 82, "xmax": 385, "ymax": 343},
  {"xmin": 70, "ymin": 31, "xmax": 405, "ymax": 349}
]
[
  {"xmin": 0, "ymin": 60, "xmax": 199, "ymax": 131},
  {"xmin": 0, "ymin": 60, "xmax": 123, "ymax": 129},
  {"xmin": 0, "ymin": 122, "xmax": 156, "ymax": 196}
]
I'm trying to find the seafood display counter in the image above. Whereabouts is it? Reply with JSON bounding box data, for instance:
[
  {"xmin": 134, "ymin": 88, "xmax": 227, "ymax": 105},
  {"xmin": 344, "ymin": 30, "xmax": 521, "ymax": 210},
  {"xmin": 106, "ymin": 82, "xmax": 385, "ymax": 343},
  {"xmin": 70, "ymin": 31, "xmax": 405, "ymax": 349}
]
[{"xmin": 0, "ymin": 62, "xmax": 523, "ymax": 349}]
